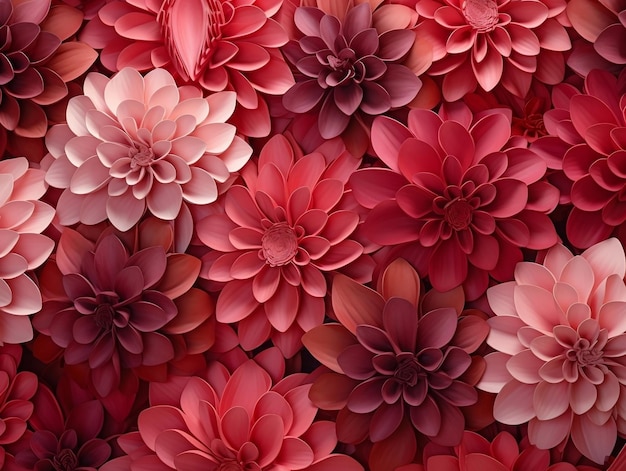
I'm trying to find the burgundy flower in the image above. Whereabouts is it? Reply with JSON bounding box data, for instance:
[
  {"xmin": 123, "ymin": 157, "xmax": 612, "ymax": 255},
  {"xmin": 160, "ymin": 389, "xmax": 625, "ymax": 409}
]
[
  {"xmin": 282, "ymin": 2, "xmax": 421, "ymax": 140},
  {"xmin": 351, "ymin": 105, "xmax": 559, "ymax": 299}
]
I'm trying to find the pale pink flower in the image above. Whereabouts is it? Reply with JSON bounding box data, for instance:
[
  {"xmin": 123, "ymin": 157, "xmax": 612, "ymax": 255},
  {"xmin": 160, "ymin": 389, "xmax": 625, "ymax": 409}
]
[
  {"xmin": 479, "ymin": 238, "xmax": 626, "ymax": 465},
  {"xmin": 0, "ymin": 158, "xmax": 54, "ymax": 345},
  {"xmin": 415, "ymin": 0, "xmax": 571, "ymax": 100},
  {"xmin": 43, "ymin": 67, "xmax": 252, "ymax": 232},
  {"xmin": 197, "ymin": 134, "xmax": 370, "ymax": 357},
  {"xmin": 351, "ymin": 106, "xmax": 559, "ymax": 299},
  {"xmin": 79, "ymin": 0, "xmax": 294, "ymax": 137},
  {"xmin": 100, "ymin": 359, "xmax": 364, "ymax": 471},
  {"xmin": 303, "ymin": 259, "xmax": 488, "ymax": 471}
]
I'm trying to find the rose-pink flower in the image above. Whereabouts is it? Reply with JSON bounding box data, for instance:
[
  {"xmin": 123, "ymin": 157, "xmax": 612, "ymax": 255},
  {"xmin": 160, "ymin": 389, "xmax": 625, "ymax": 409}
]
[
  {"xmin": 479, "ymin": 238, "xmax": 626, "ymax": 465},
  {"xmin": 43, "ymin": 67, "xmax": 252, "ymax": 232}
]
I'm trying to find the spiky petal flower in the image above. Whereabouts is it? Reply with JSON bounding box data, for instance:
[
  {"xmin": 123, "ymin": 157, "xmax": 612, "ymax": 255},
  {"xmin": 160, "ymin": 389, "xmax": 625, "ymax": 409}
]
[
  {"xmin": 0, "ymin": 158, "xmax": 54, "ymax": 345},
  {"xmin": 479, "ymin": 238, "xmax": 626, "ymax": 465},
  {"xmin": 415, "ymin": 0, "xmax": 571, "ymax": 100},
  {"xmin": 43, "ymin": 67, "xmax": 252, "ymax": 232},
  {"xmin": 197, "ymin": 134, "xmax": 369, "ymax": 357}
]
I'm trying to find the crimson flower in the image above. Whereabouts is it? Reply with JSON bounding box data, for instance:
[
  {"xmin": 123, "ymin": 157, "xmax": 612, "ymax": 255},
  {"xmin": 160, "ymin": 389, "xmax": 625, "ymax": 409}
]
[
  {"xmin": 197, "ymin": 134, "xmax": 370, "ymax": 357},
  {"xmin": 350, "ymin": 106, "xmax": 558, "ymax": 299}
]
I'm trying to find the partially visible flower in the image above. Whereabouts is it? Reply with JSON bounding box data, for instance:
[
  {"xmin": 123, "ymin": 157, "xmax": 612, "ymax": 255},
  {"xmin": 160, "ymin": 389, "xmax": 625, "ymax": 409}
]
[
  {"xmin": 197, "ymin": 134, "xmax": 370, "ymax": 357},
  {"xmin": 100, "ymin": 359, "xmax": 364, "ymax": 471},
  {"xmin": 43, "ymin": 67, "xmax": 252, "ymax": 232},
  {"xmin": 0, "ymin": 158, "xmax": 54, "ymax": 345},
  {"xmin": 33, "ymin": 227, "xmax": 203, "ymax": 398},
  {"xmin": 350, "ymin": 106, "xmax": 559, "ymax": 299},
  {"xmin": 479, "ymin": 238, "xmax": 626, "ymax": 465},
  {"xmin": 282, "ymin": 2, "xmax": 422, "ymax": 140},
  {"xmin": 415, "ymin": 0, "xmax": 571, "ymax": 100},
  {"xmin": 79, "ymin": 0, "xmax": 294, "ymax": 137},
  {"xmin": 303, "ymin": 259, "xmax": 488, "ymax": 471}
]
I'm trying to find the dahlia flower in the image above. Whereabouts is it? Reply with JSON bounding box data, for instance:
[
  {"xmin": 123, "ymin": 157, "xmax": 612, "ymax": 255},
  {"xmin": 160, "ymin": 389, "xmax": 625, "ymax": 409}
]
[
  {"xmin": 15, "ymin": 384, "xmax": 111, "ymax": 471},
  {"xmin": 415, "ymin": 0, "xmax": 571, "ymax": 100},
  {"xmin": 32, "ymin": 227, "xmax": 203, "ymax": 398},
  {"xmin": 0, "ymin": 0, "xmax": 96, "ymax": 148},
  {"xmin": 197, "ymin": 134, "xmax": 369, "ymax": 357},
  {"xmin": 282, "ymin": 2, "xmax": 422, "ymax": 140},
  {"xmin": 351, "ymin": 106, "xmax": 558, "ymax": 298},
  {"xmin": 79, "ymin": 0, "xmax": 294, "ymax": 137},
  {"xmin": 303, "ymin": 259, "xmax": 488, "ymax": 471},
  {"xmin": 43, "ymin": 67, "xmax": 252, "ymax": 232},
  {"xmin": 100, "ymin": 359, "xmax": 364, "ymax": 471},
  {"xmin": 479, "ymin": 238, "xmax": 626, "ymax": 464},
  {"xmin": 0, "ymin": 158, "xmax": 54, "ymax": 345}
]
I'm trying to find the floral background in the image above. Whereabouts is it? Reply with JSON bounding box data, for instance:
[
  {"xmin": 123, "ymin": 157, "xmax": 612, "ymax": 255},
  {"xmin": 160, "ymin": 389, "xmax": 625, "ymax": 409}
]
[{"xmin": 1, "ymin": 0, "xmax": 626, "ymax": 469}]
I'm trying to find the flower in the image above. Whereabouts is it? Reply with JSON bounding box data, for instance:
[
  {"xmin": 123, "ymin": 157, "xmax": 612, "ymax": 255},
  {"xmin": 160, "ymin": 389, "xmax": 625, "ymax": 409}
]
[
  {"xmin": 478, "ymin": 238, "xmax": 626, "ymax": 464},
  {"xmin": 197, "ymin": 134, "xmax": 370, "ymax": 357},
  {"xmin": 0, "ymin": 157, "xmax": 55, "ymax": 345},
  {"xmin": 79, "ymin": 0, "xmax": 294, "ymax": 137},
  {"xmin": 415, "ymin": 0, "xmax": 571, "ymax": 100},
  {"xmin": 33, "ymin": 227, "xmax": 203, "ymax": 398},
  {"xmin": 43, "ymin": 67, "xmax": 252, "ymax": 232},
  {"xmin": 303, "ymin": 259, "xmax": 488, "ymax": 471},
  {"xmin": 101, "ymin": 358, "xmax": 364, "ymax": 471},
  {"xmin": 350, "ymin": 106, "xmax": 559, "ymax": 299},
  {"xmin": 281, "ymin": 1, "xmax": 422, "ymax": 140}
]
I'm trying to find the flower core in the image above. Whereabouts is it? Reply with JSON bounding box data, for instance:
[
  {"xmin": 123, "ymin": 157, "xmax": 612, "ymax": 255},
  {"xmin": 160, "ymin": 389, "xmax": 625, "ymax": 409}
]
[
  {"xmin": 129, "ymin": 144, "xmax": 154, "ymax": 168},
  {"xmin": 444, "ymin": 199, "xmax": 473, "ymax": 230},
  {"xmin": 462, "ymin": 0, "xmax": 500, "ymax": 32},
  {"xmin": 261, "ymin": 223, "xmax": 298, "ymax": 266},
  {"xmin": 95, "ymin": 304, "xmax": 115, "ymax": 331},
  {"xmin": 52, "ymin": 449, "xmax": 79, "ymax": 471}
]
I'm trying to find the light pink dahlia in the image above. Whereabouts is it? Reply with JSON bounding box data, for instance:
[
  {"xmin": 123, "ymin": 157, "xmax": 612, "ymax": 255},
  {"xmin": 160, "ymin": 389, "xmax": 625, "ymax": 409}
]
[
  {"xmin": 79, "ymin": 0, "xmax": 294, "ymax": 137},
  {"xmin": 415, "ymin": 0, "xmax": 571, "ymax": 101},
  {"xmin": 351, "ymin": 106, "xmax": 559, "ymax": 299},
  {"xmin": 303, "ymin": 259, "xmax": 488, "ymax": 471},
  {"xmin": 197, "ymin": 134, "xmax": 370, "ymax": 357},
  {"xmin": 0, "ymin": 158, "xmax": 54, "ymax": 345},
  {"xmin": 33, "ymin": 228, "xmax": 202, "ymax": 398},
  {"xmin": 43, "ymin": 67, "xmax": 252, "ymax": 232},
  {"xmin": 100, "ymin": 359, "xmax": 364, "ymax": 471},
  {"xmin": 479, "ymin": 238, "xmax": 626, "ymax": 464}
]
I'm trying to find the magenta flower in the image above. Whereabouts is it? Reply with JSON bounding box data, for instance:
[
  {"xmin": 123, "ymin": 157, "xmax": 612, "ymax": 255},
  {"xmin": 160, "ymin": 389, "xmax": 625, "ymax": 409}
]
[
  {"xmin": 79, "ymin": 0, "xmax": 294, "ymax": 137},
  {"xmin": 43, "ymin": 67, "xmax": 252, "ymax": 232},
  {"xmin": 33, "ymin": 228, "xmax": 202, "ymax": 398},
  {"xmin": 479, "ymin": 238, "xmax": 626, "ymax": 464},
  {"xmin": 197, "ymin": 134, "xmax": 369, "ymax": 357},
  {"xmin": 282, "ymin": 2, "xmax": 422, "ymax": 139},
  {"xmin": 0, "ymin": 158, "xmax": 54, "ymax": 345},
  {"xmin": 351, "ymin": 106, "xmax": 558, "ymax": 299},
  {"xmin": 303, "ymin": 259, "xmax": 488, "ymax": 471},
  {"xmin": 101, "ymin": 359, "xmax": 364, "ymax": 471},
  {"xmin": 415, "ymin": 0, "xmax": 571, "ymax": 100}
]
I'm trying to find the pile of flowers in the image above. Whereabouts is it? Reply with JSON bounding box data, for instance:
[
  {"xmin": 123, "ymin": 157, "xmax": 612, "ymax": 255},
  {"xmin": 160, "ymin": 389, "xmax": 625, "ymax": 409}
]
[{"xmin": 2, "ymin": 0, "xmax": 626, "ymax": 469}]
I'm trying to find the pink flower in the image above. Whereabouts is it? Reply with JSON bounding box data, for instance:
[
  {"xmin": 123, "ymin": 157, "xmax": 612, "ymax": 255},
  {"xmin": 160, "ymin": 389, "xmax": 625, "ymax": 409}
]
[
  {"xmin": 79, "ymin": 0, "xmax": 294, "ymax": 137},
  {"xmin": 351, "ymin": 106, "xmax": 558, "ymax": 299},
  {"xmin": 303, "ymin": 259, "xmax": 488, "ymax": 471},
  {"xmin": 101, "ymin": 358, "xmax": 364, "ymax": 471},
  {"xmin": 33, "ymin": 227, "xmax": 203, "ymax": 398},
  {"xmin": 282, "ymin": 2, "xmax": 422, "ymax": 139},
  {"xmin": 43, "ymin": 67, "xmax": 252, "ymax": 232},
  {"xmin": 479, "ymin": 238, "xmax": 626, "ymax": 464},
  {"xmin": 197, "ymin": 134, "xmax": 370, "ymax": 357},
  {"xmin": 415, "ymin": 0, "xmax": 571, "ymax": 100},
  {"xmin": 0, "ymin": 158, "xmax": 54, "ymax": 345}
]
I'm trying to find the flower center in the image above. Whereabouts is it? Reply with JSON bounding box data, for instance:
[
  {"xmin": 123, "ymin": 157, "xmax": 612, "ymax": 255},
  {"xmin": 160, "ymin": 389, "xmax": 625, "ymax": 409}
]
[
  {"xmin": 444, "ymin": 199, "xmax": 473, "ymax": 230},
  {"xmin": 462, "ymin": 0, "xmax": 499, "ymax": 32},
  {"xmin": 261, "ymin": 223, "xmax": 298, "ymax": 266},
  {"xmin": 52, "ymin": 449, "xmax": 78, "ymax": 471},
  {"xmin": 394, "ymin": 357, "xmax": 421, "ymax": 387},
  {"xmin": 95, "ymin": 304, "xmax": 115, "ymax": 331},
  {"xmin": 566, "ymin": 338, "xmax": 604, "ymax": 367},
  {"xmin": 129, "ymin": 144, "xmax": 154, "ymax": 168}
]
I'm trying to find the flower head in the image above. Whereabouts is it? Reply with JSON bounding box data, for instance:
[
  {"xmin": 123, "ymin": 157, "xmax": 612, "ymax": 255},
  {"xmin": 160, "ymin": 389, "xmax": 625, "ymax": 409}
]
[
  {"xmin": 43, "ymin": 67, "xmax": 252, "ymax": 232},
  {"xmin": 479, "ymin": 238, "xmax": 626, "ymax": 464}
]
